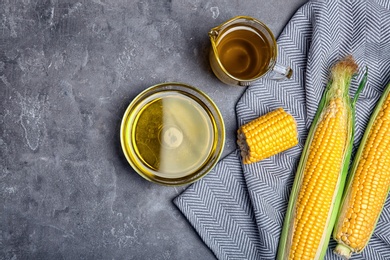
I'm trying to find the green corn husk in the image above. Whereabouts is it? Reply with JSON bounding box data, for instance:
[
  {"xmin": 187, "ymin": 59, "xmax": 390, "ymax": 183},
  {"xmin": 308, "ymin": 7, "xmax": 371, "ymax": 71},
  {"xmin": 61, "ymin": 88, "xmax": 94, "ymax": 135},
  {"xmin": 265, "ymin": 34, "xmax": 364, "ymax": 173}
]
[
  {"xmin": 333, "ymin": 82, "xmax": 390, "ymax": 259},
  {"xmin": 277, "ymin": 56, "xmax": 367, "ymax": 260}
]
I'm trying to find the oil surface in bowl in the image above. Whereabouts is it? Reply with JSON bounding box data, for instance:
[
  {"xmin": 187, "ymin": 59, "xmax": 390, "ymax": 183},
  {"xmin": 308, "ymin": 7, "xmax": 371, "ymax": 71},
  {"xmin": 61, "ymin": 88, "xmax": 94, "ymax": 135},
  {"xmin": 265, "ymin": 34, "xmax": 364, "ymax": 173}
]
[{"xmin": 129, "ymin": 91, "xmax": 215, "ymax": 179}]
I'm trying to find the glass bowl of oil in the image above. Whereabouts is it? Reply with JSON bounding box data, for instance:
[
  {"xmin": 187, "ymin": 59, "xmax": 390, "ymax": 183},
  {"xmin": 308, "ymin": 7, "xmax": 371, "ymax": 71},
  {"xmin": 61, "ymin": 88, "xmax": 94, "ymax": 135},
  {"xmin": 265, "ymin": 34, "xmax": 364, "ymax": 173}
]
[{"xmin": 120, "ymin": 82, "xmax": 225, "ymax": 186}]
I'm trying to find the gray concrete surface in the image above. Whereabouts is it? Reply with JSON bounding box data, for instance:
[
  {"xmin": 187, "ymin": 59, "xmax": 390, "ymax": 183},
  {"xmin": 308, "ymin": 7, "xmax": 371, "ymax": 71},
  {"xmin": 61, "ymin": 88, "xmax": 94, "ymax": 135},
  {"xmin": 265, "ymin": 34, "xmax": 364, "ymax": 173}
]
[{"xmin": 0, "ymin": 0, "xmax": 307, "ymax": 259}]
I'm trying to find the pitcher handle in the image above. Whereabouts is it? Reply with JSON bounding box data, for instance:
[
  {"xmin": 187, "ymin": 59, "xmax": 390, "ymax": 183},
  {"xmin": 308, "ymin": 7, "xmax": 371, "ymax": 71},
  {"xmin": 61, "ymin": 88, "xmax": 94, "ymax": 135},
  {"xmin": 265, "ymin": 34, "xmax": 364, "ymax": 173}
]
[{"xmin": 266, "ymin": 62, "xmax": 293, "ymax": 81}]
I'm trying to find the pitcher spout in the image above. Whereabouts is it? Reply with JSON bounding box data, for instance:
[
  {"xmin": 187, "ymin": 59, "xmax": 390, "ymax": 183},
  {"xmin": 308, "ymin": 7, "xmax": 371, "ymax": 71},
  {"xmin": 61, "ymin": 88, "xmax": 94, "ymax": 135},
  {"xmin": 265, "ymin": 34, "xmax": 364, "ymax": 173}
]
[{"xmin": 208, "ymin": 28, "xmax": 219, "ymax": 41}]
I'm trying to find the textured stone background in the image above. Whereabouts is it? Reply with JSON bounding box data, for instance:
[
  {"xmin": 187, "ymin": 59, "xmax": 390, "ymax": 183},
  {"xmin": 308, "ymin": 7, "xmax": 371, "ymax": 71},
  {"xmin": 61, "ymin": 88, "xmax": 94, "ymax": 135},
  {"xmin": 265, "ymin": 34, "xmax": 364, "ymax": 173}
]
[{"xmin": 0, "ymin": 0, "xmax": 306, "ymax": 259}]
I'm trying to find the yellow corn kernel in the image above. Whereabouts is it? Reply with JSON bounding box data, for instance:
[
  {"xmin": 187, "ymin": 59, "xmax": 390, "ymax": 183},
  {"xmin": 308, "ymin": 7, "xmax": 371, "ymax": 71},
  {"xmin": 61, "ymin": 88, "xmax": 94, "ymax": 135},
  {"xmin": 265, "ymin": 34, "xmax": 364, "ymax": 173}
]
[
  {"xmin": 288, "ymin": 97, "xmax": 348, "ymax": 259},
  {"xmin": 237, "ymin": 108, "xmax": 298, "ymax": 164},
  {"xmin": 334, "ymin": 90, "xmax": 390, "ymax": 256}
]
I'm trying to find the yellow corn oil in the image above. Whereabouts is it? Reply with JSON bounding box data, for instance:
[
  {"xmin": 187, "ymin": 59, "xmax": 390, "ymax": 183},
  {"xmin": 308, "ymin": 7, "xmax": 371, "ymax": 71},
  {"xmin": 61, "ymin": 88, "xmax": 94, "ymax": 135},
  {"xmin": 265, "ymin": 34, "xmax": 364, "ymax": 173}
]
[
  {"xmin": 216, "ymin": 26, "xmax": 272, "ymax": 80},
  {"xmin": 133, "ymin": 93, "xmax": 213, "ymax": 175},
  {"xmin": 120, "ymin": 83, "xmax": 225, "ymax": 186}
]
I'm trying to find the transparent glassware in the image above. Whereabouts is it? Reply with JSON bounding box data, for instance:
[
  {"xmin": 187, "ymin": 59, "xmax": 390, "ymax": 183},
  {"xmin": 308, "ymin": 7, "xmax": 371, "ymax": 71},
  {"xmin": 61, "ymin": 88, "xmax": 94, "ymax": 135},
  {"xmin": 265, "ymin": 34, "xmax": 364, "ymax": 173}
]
[{"xmin": 209, "ymin": 16, "xmax": 292, "ymax": 86}]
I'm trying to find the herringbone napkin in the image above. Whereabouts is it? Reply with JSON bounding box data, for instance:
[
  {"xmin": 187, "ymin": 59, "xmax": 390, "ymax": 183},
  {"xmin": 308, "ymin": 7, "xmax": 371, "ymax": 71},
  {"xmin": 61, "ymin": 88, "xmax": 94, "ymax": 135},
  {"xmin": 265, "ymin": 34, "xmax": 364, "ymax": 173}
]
[{"xmin": 174, "ymin": 0, "xmax": 390, "ymax": 259}]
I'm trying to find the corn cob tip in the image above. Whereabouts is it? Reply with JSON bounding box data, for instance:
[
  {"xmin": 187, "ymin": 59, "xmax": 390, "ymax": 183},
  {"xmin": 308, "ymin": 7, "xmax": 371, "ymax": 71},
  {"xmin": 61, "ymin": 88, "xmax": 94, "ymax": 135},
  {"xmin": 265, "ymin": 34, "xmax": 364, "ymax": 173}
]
[
  {"xmin": 334, "ymin": 244, "xmax": 353, "ymax": 259},
  {"xmin": 331, "ymin": 55, "xmax": 358, "ymax": 82}
]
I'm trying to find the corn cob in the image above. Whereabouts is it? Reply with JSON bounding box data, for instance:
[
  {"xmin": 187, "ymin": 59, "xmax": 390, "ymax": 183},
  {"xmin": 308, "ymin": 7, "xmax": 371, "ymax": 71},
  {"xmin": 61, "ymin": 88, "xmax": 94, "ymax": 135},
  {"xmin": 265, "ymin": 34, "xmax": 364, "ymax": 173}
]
[
  {"xmin": 237, "ymin": 108, "xmax": 298, "ymax": 164},
  {"xmin": 277, "ymin": 56, "xmax": 367, "ymax": 260},
  {"xmin": 333, "ymin": 82, "xmax": 390, "ymax": 259}
]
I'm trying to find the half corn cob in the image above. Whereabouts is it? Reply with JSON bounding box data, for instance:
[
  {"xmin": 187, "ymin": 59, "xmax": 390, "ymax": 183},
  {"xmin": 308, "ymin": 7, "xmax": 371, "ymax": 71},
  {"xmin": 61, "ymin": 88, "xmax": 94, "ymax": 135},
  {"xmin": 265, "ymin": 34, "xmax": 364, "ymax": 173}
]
[
  {"xmin": 277, "ymin": 56, "xmax": 367, "ymax": 260},
  {"xmin": 333, "ymin": 82, "xmax": 390, "ymax": 259},
  {"xmin": 237, "ymin": 108, "xmax": 298, "ymax": 164}
]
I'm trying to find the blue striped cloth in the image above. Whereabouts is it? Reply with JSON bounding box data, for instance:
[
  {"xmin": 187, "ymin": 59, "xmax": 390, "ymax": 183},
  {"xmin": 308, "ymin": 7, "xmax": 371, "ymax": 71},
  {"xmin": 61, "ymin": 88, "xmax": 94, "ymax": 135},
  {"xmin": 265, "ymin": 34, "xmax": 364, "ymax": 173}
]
[{"xmin": 174, "ymin": 0, "xmax": 390, "ymax": 259}]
